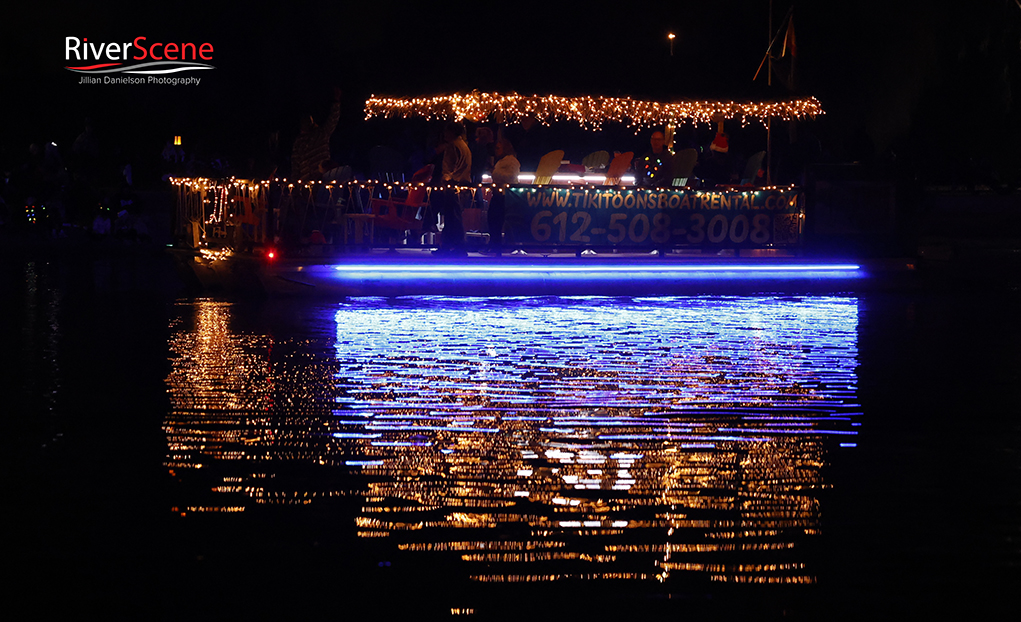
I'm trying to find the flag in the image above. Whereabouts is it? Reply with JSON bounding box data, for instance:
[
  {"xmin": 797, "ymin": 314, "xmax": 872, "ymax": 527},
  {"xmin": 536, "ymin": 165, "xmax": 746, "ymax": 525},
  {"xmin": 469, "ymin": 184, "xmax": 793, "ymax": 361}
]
[
  {"xmin": 773, "ymin": 14, "xmax": 797, "ymax": 90},
  {"xmin": 753, "ymin": 6, "xmax": 797, "ymax": 90}
]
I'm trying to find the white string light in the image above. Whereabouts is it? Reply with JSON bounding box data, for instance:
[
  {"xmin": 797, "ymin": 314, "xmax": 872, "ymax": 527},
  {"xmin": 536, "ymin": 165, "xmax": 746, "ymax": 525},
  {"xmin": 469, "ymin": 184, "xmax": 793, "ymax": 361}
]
[{"xmin": 364, "ymin": 91, "xmax": 824, "ymax": 131}]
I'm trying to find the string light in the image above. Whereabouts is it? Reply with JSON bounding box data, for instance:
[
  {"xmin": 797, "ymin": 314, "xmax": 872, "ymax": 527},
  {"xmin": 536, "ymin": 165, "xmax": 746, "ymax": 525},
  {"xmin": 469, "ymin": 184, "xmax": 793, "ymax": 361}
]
[
  {"xmin": 198, "ymin": 247, "xmax": 234, "ymax": 262},
  {"xmin": 171, "ymin": 177, "xmax": 269, "ymax": 244},
  {"xmin": 364, "ymin": 91, "xmax": 824, "ymax": 131},
  {"xmin": 172, "ymin": 176, "xmax": 798, "ymax": 195}
]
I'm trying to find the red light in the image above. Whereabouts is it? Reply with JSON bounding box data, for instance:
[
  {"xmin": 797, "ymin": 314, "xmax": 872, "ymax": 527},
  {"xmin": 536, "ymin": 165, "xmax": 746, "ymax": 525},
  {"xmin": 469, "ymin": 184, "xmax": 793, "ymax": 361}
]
[{"xmin": 267, "ymin": 250, "xmax": 276, "ymax": 260}]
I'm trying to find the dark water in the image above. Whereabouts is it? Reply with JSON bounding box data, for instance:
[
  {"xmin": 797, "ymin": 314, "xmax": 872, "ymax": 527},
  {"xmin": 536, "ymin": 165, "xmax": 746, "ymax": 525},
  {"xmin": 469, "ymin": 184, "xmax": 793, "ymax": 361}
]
[{"xmin": 4, "ymin": 257, "xmax": 1019, "ymax": 620}]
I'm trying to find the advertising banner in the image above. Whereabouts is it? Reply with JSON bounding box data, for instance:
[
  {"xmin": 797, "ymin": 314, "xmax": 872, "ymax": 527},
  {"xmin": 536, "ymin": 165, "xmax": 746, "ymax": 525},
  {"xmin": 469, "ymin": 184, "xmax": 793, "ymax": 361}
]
[{"xmin": 504, "ymin": 187, "xmax": 804, "ymax": 248}]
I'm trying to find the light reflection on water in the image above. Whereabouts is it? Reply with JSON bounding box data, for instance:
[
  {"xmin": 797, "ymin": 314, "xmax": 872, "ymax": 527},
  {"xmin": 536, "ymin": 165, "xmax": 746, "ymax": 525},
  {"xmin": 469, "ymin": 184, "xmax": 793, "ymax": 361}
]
[{"xmin": 166, "ymin": 295, "xmax": 859, "ymax": 586}]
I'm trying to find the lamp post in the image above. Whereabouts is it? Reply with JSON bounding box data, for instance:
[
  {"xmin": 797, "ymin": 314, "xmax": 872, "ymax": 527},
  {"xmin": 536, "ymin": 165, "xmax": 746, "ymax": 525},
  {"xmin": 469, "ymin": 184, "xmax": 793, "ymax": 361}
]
[{"xmin": 668, "ymin": 33, "xmax": 676, "ymax": 56}]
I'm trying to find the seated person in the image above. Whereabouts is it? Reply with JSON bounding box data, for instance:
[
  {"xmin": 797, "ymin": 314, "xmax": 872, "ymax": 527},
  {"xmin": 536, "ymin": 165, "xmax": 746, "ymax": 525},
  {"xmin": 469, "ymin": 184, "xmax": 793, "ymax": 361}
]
[{"xmin": 636, "ymin": 129, "xmax": 673, "ymax": 187}]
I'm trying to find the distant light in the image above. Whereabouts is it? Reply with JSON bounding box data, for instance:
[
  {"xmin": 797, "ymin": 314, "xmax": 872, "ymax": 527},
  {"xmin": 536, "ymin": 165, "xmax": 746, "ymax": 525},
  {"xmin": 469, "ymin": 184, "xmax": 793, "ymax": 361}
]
[
  {"xmin": 668, "ymin": 33, "xmax": 676, "ymax": 40},
  {"xmin": 174, "ymin": 135, "xmax": 182, "ymax": 146}
]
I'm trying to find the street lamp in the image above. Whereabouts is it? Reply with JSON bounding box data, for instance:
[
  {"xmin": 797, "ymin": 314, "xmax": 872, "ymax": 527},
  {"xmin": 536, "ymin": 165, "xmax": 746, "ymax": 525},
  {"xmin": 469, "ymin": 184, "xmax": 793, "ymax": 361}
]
[{"xmin": 668, "ymin": 33, "xmax": 676, "ymax": 56}]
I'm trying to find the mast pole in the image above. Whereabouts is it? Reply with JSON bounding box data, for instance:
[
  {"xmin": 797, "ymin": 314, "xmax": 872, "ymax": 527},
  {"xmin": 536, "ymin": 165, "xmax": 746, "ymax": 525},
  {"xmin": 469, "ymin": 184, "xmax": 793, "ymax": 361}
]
[
  {"xmin": 768, "ymin": 0, "xmax": 773, "ymax": 87},
  {"xmin": 767, "ymin": 0, "xmax": 773, "ymax": 184}
]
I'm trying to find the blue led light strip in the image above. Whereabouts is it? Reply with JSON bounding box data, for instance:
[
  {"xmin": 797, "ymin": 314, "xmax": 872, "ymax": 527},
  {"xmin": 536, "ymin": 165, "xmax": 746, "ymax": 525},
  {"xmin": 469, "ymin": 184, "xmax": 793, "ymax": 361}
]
[{"xmin": 331, "ymin": 264, "xmax": 860, "ymax": 273}]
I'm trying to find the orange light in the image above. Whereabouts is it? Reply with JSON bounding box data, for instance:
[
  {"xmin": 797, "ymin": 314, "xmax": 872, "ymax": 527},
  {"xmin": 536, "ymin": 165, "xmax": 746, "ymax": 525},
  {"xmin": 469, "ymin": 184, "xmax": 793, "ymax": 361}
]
[{"xmin": 174, "ymin": 135, "xmax": 182, "ymax": 146}]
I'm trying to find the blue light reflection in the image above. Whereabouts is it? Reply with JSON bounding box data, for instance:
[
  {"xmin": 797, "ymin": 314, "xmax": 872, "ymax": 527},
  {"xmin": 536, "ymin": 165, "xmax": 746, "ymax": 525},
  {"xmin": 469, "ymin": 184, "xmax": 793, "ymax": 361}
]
[{"xmin": 331, "ymin": 297, "xmax": 861, "ymax": 466}]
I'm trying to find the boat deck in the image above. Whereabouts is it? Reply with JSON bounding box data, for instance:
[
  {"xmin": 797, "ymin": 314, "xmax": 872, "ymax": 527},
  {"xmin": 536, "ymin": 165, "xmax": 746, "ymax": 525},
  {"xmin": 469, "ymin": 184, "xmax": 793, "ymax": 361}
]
[{"xmin": 180, "ymin": 246, "xmax": 914, "ymax": 297}]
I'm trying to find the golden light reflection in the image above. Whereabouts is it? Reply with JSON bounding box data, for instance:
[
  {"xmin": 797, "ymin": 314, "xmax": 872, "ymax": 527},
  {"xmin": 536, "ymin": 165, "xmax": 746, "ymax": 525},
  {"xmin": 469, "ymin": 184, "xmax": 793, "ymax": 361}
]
[{"xmin": 165, "ymin": 297, "xmax": 861, "ymax": 587}]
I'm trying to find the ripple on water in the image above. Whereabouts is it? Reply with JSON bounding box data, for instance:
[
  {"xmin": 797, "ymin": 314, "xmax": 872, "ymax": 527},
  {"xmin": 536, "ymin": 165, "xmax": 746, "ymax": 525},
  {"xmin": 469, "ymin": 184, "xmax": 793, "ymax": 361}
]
[{"xmin": 165, "ymin": 295, "xmax": 860, "ymax": 586}]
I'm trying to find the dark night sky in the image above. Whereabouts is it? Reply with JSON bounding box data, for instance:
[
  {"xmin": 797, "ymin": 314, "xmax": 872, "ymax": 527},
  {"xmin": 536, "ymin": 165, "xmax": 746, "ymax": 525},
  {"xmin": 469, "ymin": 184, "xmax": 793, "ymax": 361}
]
[{"xmin": 3, "ymin": 0, "xmax": 1019, "ymax": 183}]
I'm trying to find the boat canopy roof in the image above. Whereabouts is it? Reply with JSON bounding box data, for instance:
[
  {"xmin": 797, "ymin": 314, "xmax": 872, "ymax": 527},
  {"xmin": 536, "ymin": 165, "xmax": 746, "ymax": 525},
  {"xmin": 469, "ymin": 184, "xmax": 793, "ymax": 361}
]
[{"xmin": 364, "ymin": 91, "xmax": 824, "ymax": 131}]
